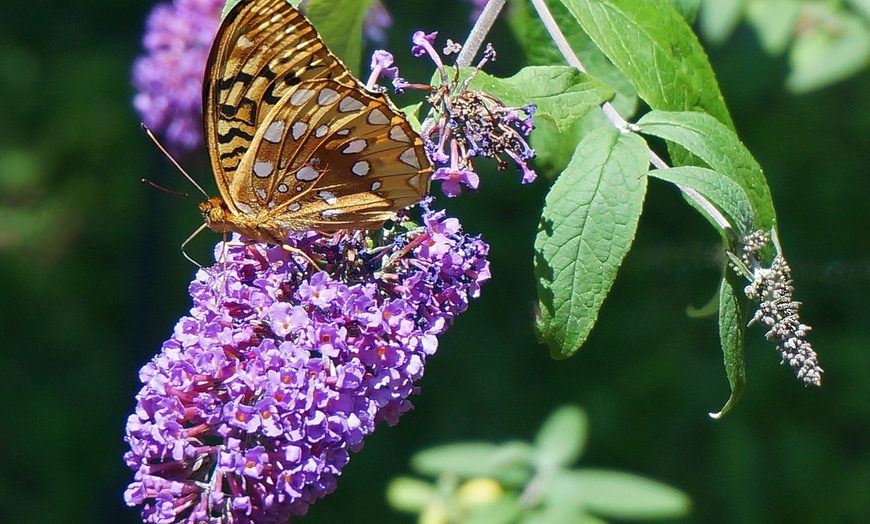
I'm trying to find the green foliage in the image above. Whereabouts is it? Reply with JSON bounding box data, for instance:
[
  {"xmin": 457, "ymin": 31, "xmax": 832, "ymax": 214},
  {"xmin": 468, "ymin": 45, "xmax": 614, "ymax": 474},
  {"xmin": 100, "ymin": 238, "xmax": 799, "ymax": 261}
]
[
  {"xmin": 637, "ymin": 110, "xmax": 775, "ymax": 232},
  {"xmin": 306, "ymin": 0, "xmax": 374, "ymax": 74},
  {"xmin": 561, "ymin": 0, "xmax": 733, "ymax": 127},
  {"xmin": 535, "ymin": 128, "xmax": 648, "ymax": 358},
  {"xmin": 699, "ymin": 0, "xmax": 870, "ymax": 92},
  {"xmin": 467, "ymin": 66, "xmax": 615, "ymax": 132},
  {"xmin": 387, "ymin": 406, "xmax": 691, "ymax": 523},
  {"xmin": 501, "ymin": 0, "xmax": 805, "ymax": 410},
  {"xmin": 712, "ymin": 274, "xmax": 746, "ymax": 418}
]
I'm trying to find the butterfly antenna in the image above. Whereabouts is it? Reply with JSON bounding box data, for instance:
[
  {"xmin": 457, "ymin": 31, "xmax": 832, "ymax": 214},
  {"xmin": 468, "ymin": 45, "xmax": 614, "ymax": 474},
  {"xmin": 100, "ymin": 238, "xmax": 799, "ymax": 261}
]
[
  {"xmin": 141, "ymin": 123, "xmax": 210, "ymax": 199},
  {"xmin": 140, "ymin": 178, "xmax": 198, "ymax": 199}
]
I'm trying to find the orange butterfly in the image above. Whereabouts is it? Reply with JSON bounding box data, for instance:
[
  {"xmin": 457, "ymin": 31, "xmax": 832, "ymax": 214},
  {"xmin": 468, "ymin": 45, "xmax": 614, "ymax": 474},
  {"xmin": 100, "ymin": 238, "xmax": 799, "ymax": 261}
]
[{"xmin": 198, "ymin": 0, "xmax": 432, "ymax": 245}]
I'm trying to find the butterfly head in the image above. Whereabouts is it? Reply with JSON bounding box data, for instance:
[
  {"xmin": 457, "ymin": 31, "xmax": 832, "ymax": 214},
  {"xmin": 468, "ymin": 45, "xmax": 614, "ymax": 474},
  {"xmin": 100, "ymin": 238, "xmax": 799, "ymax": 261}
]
[{"xmin": 199, "ymin": 197, "xmax": 230, "ymax": 231}]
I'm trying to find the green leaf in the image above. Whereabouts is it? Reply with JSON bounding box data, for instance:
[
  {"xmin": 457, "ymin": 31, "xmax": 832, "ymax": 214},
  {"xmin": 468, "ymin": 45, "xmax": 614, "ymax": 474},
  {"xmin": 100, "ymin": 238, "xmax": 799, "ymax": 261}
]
[
  {"xmin": 400, "ymin": 102, "xmax": 424, "ymax": 133},
  {"xmin": 637, "ymin": 110, "xmax": 776, "ymax": 231},
  {"xmin": 305, "ymin": 0, "xmax": 373, "ymax": 75},
  {"xmin": 555, "ymin": 469, "xmax": 692, "ymax": 519},
  {"xmin": 528, "ymin": 118, "xmax": 581, "ymax": 176},
  {"xmin": 648, "ymin": 165, "xmax": 755, "ymax": 236},
  {"xmin": 745, "ymin": 0, "xmax": 800, "ymax": 55},
  {"xmin": 787, "ymin": 8, "xmax": 870, "ymax": 93},
  {"xmin": 560, "ymin": 0, "xmax": 733, "ymax": 128},
  {"xmin": 534, "ymin": 406, "xmax": 589, "ymax": 468},
  {"xmin": 850, "ymin": 0, "xmax": 870, "ymax": 21},
  {"xmin": 386, "ymin": 477, "xmax": 440, "ymax": 513},
  {"xmin": 668, "ymin": 0, "xmax": 701, "ymax": 23},
  {"xmin": 412, "ymin": 442, "xmax": 536, "ymax": 482},
  {"xmin": 508, "ymin": 0, "xmax": 639, "ymax": 117},
  {"xmin": 698, "ymin": 0, "xmax": 744, "ymax": 44},
  {"xmin": 709, "ymin": 275, "xmax": 746, "ymax": 419},
  {"xmin": 467, "ymin": 66, "xmax": 615, "ymax": 132},
  {"xmin": 535, "ymin": 128, "xmax": 649, "ymax": 358}
]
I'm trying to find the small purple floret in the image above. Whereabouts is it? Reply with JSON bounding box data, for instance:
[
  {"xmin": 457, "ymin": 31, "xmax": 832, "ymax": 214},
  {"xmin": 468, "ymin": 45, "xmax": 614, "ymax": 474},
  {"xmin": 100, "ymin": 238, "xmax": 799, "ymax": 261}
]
[{"xmin": 433, "ymin": 167, "xmax": 480, "ymax": 197}]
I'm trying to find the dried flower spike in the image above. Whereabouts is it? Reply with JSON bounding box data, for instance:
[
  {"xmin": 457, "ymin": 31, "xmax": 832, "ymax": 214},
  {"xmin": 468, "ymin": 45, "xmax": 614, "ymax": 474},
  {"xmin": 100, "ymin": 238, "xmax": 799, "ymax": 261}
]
[{"xmin": 738, "ymin": 230, "xmax": 823, "ymax": 386}]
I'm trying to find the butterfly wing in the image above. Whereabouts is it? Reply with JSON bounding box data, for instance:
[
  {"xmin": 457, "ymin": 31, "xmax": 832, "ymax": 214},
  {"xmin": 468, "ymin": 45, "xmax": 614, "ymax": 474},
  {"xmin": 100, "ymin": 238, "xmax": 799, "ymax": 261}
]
[
  {"xmin": 234, "ymin": 79, "xmax": 432, "ymax": 231},
  {"xmin": 203, "ymin": 0, "xmax": 354, "ymax": 214}
]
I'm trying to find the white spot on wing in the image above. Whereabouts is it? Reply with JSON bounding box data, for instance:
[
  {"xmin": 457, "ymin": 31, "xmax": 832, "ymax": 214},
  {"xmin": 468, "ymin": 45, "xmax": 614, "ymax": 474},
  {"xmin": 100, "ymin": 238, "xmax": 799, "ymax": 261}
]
[
  {"xmin": 342, "ymin": 139, "xmax": 366, "ymax": 154},
  {"xmin": 263, "ymin": 120, "xmax": 285, "ymax": 143},
  {"xmin": 318, "ymin": 88, "xmax": 340, "ymax": 105},
  {"xmin": 296, "ymin": 166, "xmax": 319, "ymax": 181},
  {"xmin": 351, "ymin": 161, "xmax": 370, "ymax": 177},
  {"xmin": 254, "ymin": 160, "xmax": 274, "ymax": 178},
  {"xmin": 336, "ymin": 128, "xmax": 350, "ymax": 136},
  {"xmin": 399, "ymin": 148, "xmax": 420, "ymax": 168},
  {"xmin": 314, "ymin": 125, "xmax": 329, "ymax": 138},
  {"xmin": 408, "ymin": 174, "xmax": 422, "ymax": 190},
  {"xmin": 237, "ymin": 35, "xmax": 254, "ymax": 48},
  {"xmin": 370, "ymin": 181, "xmax": 382, "ymax": 191},
  {"xmin": 321, "ymin": 209, "xmax": 341, "ymax": 219},
  {"xmin": 291, "ymin": 121, "xmax": 308, "ymax": 140},
  {"xmin": 290, "ymin": 89, "xmax": 315, "ymax": 106},
  {"xmin": 256, "ymin": 187, "xmax": 267, "ymax": 200},
  {"xmin": 318, "ymin": 190, "xmax": 337, "ymax": 205},
  {"xmin": 390, "ymin": 125, "xmax": 410, "ymax": 143},
  {"xmin": 368, "ymin": 108, "xmax": 390, "ymax": 125},
  {"xmin": 339, "ymin": 96, "xmax": 365, "ymax": 112},
  {"xmin": 237, "ymin": 202, "xmax": 253, "ymax": 214},
  {"xmin": 288, "ymin": 202, "xmax": 302, "ymax": 212},
  {"xmin": 277, "ymin": 183, "xmax": 289, "ymax": 193}
]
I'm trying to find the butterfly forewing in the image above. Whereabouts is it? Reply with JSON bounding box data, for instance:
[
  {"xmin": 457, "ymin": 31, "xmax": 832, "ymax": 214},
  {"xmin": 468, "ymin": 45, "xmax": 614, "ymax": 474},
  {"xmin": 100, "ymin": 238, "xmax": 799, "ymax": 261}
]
[
  {"xmin": 235, "ymin": 79, "xmax": 430, "ymax": 230},
  {"xmin": 204, "ymin": 0, "xmax": 352, "ymax": 190},
  {"xmin": 200, "ymin": 0, "xmax": 432, "ymax": 242}
]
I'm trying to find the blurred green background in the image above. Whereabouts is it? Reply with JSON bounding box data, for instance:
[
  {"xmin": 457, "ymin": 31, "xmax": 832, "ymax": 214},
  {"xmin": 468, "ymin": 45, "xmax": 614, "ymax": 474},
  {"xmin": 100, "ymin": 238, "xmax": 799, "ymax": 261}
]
[{"xmin": 1, "ymin": 0, "xmax": 868, "ymax": 522}]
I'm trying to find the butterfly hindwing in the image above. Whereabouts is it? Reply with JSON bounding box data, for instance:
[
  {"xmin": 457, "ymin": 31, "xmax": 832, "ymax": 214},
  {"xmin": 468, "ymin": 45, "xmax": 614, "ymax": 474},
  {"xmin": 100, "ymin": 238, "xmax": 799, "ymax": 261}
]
[{"xmin": 234, "ymin": 79, "xmax": 430, "ymax": 230}]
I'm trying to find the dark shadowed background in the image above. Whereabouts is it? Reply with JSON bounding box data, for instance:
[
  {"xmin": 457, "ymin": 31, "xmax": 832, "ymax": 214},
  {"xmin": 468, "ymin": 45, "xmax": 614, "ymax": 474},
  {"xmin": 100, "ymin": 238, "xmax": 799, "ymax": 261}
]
[{"xmin": 1, "ymin": 0, "xmax": 868, "ymax": 522}]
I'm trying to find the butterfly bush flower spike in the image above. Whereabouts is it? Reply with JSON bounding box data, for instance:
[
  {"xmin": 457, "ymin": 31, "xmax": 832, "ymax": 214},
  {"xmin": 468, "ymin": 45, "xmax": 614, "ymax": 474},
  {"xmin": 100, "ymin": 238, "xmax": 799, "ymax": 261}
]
[
  {"xmin": 380, "ymin": 32, "xmax": 537, "ymax": 198},
  {"xmin": 124, "ymin": 206, "xmax": 490, "ymax": 523},
  {"xmin": 132, "ymin": 0, "xmax": 224, "ymax": 153}
]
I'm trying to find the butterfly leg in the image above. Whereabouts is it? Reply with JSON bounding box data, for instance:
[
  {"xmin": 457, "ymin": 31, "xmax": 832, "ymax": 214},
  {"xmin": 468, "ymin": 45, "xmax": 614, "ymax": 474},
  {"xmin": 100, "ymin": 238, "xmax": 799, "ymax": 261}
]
[
  {"xmin": 181, "ymin": 222, "xmax": 210, "ymax": 268},
  {"xmin": 281, "ymin": 244, "xmax": 321, "ymax": 272}
]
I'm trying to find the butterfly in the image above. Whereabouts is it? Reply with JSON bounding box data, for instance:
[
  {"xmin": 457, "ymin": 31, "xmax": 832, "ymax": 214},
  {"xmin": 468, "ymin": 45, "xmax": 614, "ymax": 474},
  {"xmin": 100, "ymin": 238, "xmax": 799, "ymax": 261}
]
[{"xmin": 198, "ymin": 0, "xmax": 432, "ymax": 245}]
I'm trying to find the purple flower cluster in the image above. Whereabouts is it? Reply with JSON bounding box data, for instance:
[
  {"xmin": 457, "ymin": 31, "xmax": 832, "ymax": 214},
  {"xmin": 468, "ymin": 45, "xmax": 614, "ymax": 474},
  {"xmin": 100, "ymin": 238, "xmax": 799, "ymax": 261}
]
[
  {"xmin": 132, "ymin": 0, "xmax": 223, "ymax": 153},
  {"xmin": 132, "ymin": 0, "xmax": 394, "ymax": 154},
  {"xmin": 124, "ymin": 207, "xmax": 490, "ymax": 523},
  {"xmin": 373, "ymin": 33, "xmax": 537, "ymax": 197}
]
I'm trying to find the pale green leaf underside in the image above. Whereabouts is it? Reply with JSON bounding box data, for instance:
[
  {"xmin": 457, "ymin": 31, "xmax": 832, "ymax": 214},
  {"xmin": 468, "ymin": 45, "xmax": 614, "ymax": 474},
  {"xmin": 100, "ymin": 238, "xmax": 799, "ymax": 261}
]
[
  {"xmin": 649, "ymin": 165, "xmax": 755, "ymax": 236},
  {"xmin": 555, "ymin": 469, "xmax": 692, "ymax": 519},
  {"xmin": 788, "ymin": 10, "xmax": 870, "ymax": 93},
  {"xmin": 638, "ymin": 110, "xmax": 776, "ymax": 231},
  {"xmin": 535, "ymin": 128, "xmax": 649, "ymax": 358},
  {"xmin": 534, "ymin": 405, "xmax": 588, "ymax": 468},
  {"xmin": 466, "ymin": 66, "xmax": 614, "ymax": 132},
  {"xmin": 509, "ymin": 0, "xmax": 639, "ymax": 117}
]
